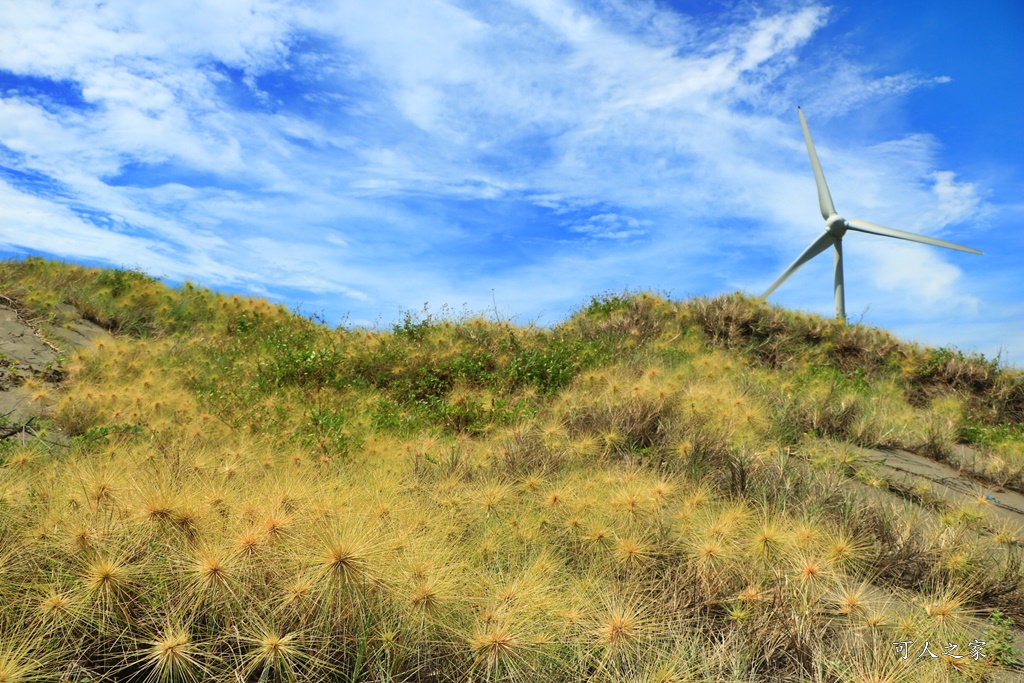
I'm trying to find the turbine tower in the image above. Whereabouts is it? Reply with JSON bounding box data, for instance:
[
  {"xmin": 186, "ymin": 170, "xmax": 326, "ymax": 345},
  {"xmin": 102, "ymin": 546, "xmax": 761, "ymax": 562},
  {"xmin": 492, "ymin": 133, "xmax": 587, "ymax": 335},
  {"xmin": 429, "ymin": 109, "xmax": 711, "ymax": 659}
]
[{"xmin": 762, "ymin": 107, "xmax": 982, "ymax": 323}]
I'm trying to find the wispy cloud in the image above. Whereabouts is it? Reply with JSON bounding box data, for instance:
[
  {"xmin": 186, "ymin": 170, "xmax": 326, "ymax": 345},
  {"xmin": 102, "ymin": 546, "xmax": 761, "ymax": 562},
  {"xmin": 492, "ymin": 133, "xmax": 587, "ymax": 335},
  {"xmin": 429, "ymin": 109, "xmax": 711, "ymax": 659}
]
[{"xmin": 0, "ymin": 0, "xmax": 1011, "ymax": 359}]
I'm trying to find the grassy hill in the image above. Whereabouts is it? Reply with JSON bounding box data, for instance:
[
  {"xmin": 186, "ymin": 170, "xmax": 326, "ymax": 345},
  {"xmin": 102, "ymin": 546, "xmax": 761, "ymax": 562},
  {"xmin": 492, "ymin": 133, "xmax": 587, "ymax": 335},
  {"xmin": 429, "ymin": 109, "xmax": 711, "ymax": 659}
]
[{"xmin": 1, "ymin": 256, "xmax": 1023, "ymax": 682}]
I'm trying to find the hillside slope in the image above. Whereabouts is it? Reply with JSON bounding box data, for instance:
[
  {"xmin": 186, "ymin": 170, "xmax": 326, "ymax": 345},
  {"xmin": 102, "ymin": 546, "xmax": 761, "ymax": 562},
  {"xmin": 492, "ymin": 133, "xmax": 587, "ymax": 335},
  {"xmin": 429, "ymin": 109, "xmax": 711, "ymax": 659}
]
[{"xmin": 1, "ymin": 256, "xmax": 1023, "ymax": 682}]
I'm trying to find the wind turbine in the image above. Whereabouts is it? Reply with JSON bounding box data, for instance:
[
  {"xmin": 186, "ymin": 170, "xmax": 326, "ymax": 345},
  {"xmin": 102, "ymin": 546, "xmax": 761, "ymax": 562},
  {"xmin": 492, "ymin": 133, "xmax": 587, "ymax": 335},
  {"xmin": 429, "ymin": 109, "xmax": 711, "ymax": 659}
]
[{"xmin": 762, "ymin": 107, "xmax": 982, "ymax": 323}]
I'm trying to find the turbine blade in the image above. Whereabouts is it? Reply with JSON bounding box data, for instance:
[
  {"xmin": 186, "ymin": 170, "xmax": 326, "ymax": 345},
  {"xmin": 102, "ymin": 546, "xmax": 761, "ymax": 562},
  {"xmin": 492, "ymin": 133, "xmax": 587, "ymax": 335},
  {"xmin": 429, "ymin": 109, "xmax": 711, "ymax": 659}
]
[
  {"xmin": 762, "ymin": 231, "xmax": 836, "ymax": 299},
  {"xmin": 845, "ymin": 219, "xmax": 983, "ymax": 254},
  {"xmin": 798, "ymin": 107, "xmax": 836, "ymax": 220}
]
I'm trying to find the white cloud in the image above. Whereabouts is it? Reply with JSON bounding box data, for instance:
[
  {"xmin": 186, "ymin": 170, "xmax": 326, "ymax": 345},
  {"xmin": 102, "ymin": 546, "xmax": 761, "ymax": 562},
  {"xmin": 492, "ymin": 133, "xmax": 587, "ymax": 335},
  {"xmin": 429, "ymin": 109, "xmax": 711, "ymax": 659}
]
[
  {"xmin": 869, "ymin": 241, "xmax": 977, "ymax": 310},
  {"xmin": 0, "ymin": 179, "xmax": 217, "ymax": 279},
  {"xmin": 927, "ymin": 170, "xmax": 984, "ymax": 227},
  {"xmin": 568, "ymin": 212, "xmax": 648, "ymax": 240},
  {"xmin": 0, "ymin": 0, "xmax": 1008, "ymax": 359}
]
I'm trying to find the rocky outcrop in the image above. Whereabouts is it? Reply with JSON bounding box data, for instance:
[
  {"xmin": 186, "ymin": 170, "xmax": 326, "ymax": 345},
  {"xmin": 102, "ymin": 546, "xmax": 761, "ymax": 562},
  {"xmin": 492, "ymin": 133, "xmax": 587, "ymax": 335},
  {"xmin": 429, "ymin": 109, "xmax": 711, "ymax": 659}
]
[{"xmin": 0, "ymin": 302, "xmax": 110, "ymax": 441}]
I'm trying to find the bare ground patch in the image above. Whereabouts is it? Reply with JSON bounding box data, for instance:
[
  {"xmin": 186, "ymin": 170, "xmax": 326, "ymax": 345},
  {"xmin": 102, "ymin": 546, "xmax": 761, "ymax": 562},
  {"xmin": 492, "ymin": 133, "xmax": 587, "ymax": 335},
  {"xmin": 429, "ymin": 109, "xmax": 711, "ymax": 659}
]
[{"xmin": 0, "ymin": 302, "xmax": 110, "ymax": 442}]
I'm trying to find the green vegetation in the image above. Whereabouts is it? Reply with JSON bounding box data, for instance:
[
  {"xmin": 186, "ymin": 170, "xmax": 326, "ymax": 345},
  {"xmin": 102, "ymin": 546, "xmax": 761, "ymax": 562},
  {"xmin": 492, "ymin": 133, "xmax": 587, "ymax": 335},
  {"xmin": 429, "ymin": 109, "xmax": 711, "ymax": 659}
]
[{"xmin": 0, "ymin": 256, "xmax": 1022, "ymax": 682}]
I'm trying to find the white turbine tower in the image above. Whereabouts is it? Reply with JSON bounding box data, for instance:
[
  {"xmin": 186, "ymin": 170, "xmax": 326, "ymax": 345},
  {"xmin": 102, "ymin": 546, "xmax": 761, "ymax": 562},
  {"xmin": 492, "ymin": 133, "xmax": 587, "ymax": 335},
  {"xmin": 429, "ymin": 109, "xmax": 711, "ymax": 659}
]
[{"xmin": 763, "ymin": 107, "xmax": 982, "ymax": 323}]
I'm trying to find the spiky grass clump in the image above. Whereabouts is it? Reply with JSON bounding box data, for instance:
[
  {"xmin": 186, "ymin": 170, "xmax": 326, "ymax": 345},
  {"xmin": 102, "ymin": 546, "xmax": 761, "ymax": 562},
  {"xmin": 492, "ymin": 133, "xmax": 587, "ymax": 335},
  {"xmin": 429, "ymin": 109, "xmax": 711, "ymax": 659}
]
[
  {"xmin": 3, "ymin": 260, "xmax": 1024, "ymax": 682},
  {"xmin": 81, "ymin": 553, "xmax": 132, "ymax": 609},
  {"xmin": 468, "ymin": 618, "xmax": 545, "ymax": 681},
  {"xmin": 137, "ymin": 626, "xmax": 204, "ymax": 683},
  {"xmin": 239, "ymin": 623, "xmax": 315, "ymax": 682}
]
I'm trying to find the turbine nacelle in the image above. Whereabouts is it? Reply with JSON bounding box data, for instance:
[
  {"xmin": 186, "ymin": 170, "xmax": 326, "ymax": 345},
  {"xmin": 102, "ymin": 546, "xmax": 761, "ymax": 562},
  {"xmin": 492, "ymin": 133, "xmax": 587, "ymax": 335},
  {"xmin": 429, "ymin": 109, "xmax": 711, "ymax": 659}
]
[
  {"xmin": 762, "ymin": 107, "xmax": 981, "ymax": 323},
  {"xmin": 824, "ymin": 213, "xmax": 847, "ymax": 238}
]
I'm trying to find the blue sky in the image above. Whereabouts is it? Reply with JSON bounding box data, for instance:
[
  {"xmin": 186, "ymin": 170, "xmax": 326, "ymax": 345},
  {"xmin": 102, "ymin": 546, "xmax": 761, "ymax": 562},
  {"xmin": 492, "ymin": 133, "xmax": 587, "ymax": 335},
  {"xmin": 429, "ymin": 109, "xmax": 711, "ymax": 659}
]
[{"xmin": 1, "ymin": 0, "xmax": 1022, "ymax": 364}]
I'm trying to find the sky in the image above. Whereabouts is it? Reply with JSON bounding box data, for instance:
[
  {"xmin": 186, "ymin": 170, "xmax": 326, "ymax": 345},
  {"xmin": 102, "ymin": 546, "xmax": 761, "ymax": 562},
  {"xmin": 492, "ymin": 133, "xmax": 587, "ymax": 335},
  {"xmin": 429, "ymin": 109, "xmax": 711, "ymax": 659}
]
[{"xmin": 1, "ymin": 0, "xmax": 1022, "ymax": 364}]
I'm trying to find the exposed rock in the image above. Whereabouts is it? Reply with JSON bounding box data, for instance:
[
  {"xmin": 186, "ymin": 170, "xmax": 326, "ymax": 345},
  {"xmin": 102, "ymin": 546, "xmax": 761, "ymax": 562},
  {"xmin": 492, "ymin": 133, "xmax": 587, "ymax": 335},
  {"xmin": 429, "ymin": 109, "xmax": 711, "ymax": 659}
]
[
  {"xmin": 855, "ymin": 445, "xmax": 1024, "ymax": 527},
  {"xmin": 0, "ymin": 302, "xmax": 111, "ymax": 440}
]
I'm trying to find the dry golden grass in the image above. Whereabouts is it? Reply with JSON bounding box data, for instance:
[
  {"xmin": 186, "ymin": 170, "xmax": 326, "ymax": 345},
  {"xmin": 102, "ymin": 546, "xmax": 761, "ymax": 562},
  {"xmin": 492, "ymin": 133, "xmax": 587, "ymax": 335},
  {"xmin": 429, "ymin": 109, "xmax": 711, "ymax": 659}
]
[{"xmin": 1, "ymin": 262, "xmax": 1022, "ymax": 681}]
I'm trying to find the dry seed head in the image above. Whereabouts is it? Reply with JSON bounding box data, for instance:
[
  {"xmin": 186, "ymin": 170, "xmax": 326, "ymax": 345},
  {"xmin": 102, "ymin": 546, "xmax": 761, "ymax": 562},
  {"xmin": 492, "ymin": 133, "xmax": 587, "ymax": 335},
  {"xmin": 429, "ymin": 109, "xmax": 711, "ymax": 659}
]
[
  {"xmin": 598, "ymin": 612, "xmax": 637, "ymax": 648},
  {"xmin": 494, "ymin": 578, "xmax": 522, "ymax": 607},
  {"xmin": 144, "ymin": 627, "xmax": 202, "ymax": 683},
  {"xmin": 737, "ymin": 585, "xmax": 763, "ymax": 603},
  {"xmin": 435, "ymin": 478, "xmax": 459, "ymax": 497},
  {"xmin": 479, "ymin": 484, "xmax": 509, "ymax": 514},
  {"xmin": 71, "ymin": 526, "xmax": 94, "ymax": 550},
  {"xmin": 40, "ymin": 591, "xmax": 70, "ymax": 615},
  {"xmin": 83, "ymin": 555, "xmax": 130, "ymax": 601},
  {"xmin": 372, "ymin": 503, "xmax": 391, "ymax": 522},
  {"xmin": 409, "ymin": 580, "xmax": 443, "ymax": 615},
  {"xmin": 478, "ymin": 538, "xmax": 496, "ymax": 559},
  {"xmin": 696, "ymin": 539, "xmax": 724, "ymax": 561},
  {"xmin": 594, "ymin": 600, "xmax": 643, "ymax": 655},
  {"xmin": 833, "ymin": 583, "xmax": 871, "ymax": 616},
  {"xmin": 560, "ymin": 608, "xmax": 584, "ymax": 627},
  {"xmin": 142, "ymin": 497, "xmax": 175, "ymax": 523},
  {"xmin": 614, "ymin": 490, "xmax": 645, "ymax": 518},
  {"xmin": 862, "ymin": 609, "xmax": 886, "ymax": 630},
  {"xmin": 584, "ymin": 525, "xmax": 611, "ymax": 548},
  {"xmin": 717, "ymin": 501, "xmax": 749, "ymax": 527},
  {"xmin": 993, "ymin": 522, "xmax": 1021, "ymax": 546},
  {"xmin": 796, "ymin": 556, "xmax": 830, "ymax": 587},
  {"xmin": 234, "ymin": 526, "xmax": 264, "ymax": 557},
  {"xmin": 940, "ymin": 550, "xmax": 971, "ymax": 574},
  {"xmin": 320, "ymin": 537, "xmax": 371, "ymax": 585},
  {"xmin": 541, "ymin": 422, "xmax": 567, "ymax": 447},
  {"xmin": 172, "ymin": 508, "xmax": 201, "ymax": 536},
  {"xmin": 564, "ymin": 516, "xmax": 584, "ymax": 534},
  {"xmin": 192, "ymin": 548, "xmax": 234, "ymax": 595},
  {"xmin": 705, "ymin": 510, "xmax": 743, "ymax": 539},
  {"xmin": 31, "ymin": 520, "xmax": 54, "ymax": 542},
  {"xmin": 206, "ymin": 491, "xmax": 227, "ymax": 513},
  {"xmin": 650, "ymin": 479, "xmax": 675, "ymax": 503},
  {"xmin": 572, "ymin": 435, "xmax": 602, "ymax": 458},
  {"xmin": 826, "ymin": 531, "xmax": 869, "ymax": 571},
  {"xmin": 750, "ymin": 521, "xmax": 785, "ymax": 562},
  {"xmin": 263, "ymin": 511, "xmax": 293, "ymax": 541},
  {"xmin": 601, "ymin": 430, "xmax": 625, "ymax": 453},
  {"xmin": 406, "ymin": 559, "xmax": 433, "ymax": 582},
  {"xmin": 38, "ymin": 588, "xmax": 76, "ymax": 625},
  {"xmin": 243, "ymin": 626, "xmax": 303, "ymax": 675},
  {"xmin": 521, "ymin": 476, "xmax": 543, "ymax": 493},
  {"xmin": 794, "ymin": 522, "xmax": 818, "ymax": 548},
  {"xmin": 923, "ymin": 591, "xmax": 974, "ymax": 627},
  {"xmin": 88, "ymin": 476, "xmax": 116, "ymax": 506},
  {"xmin": 282, "ymin": 578, "xmax": 314, "ymax": 609},
  {"xmin": 469, "ymin": 622, "xmax": 525, "ymax": 674},
  {"xmin": 681, "ymin": 485, "xmax": 711, "ymax": 510},
  {"xmin": 8, "ymin": 452, "xmax": 33, "ymax": 468},
  {"xmin": 613, "ymin": 536, "xmax": 651, "ymax": 570}
]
